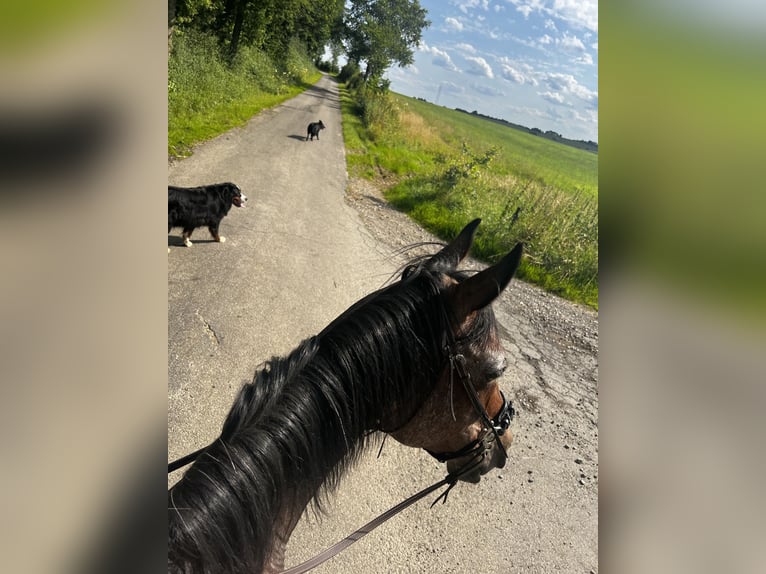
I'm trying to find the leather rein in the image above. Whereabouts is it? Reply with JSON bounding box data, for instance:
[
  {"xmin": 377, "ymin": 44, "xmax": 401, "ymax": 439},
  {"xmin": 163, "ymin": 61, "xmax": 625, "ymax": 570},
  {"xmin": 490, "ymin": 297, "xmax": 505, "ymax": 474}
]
[
  {"xmin": 167, "ymin": 341, "xmax": 515, "ymax": 574},
  {"xmin": 278, "ymin": 340, "xmax": 515, "ymax": 574}
]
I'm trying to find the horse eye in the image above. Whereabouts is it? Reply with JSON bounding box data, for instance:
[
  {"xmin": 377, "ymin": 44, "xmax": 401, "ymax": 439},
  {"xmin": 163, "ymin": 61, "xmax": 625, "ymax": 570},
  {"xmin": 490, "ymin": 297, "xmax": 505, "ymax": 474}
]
[{"xmin": 487, "ymin": 356, "xmax": 508, "ymax": 380}]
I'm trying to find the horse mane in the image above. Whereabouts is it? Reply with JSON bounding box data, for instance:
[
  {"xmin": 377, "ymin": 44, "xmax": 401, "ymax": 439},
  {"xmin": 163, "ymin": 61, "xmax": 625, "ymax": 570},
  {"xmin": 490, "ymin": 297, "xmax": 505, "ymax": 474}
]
[{"xmin": 168, "ymin": 264, "xmax": 498, "ymax": 574}]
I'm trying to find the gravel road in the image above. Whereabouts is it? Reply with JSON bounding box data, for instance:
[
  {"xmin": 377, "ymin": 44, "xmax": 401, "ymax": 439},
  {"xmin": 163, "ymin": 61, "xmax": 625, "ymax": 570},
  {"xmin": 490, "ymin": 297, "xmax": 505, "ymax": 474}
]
[{"xmin": 168, "ymin": 75, "xmax": 598, "ymax": 573}]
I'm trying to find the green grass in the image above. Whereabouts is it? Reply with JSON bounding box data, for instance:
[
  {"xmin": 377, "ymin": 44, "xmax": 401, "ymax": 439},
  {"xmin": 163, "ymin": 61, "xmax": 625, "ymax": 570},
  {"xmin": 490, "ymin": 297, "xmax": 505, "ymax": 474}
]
[
  {"xmin": 168, "ymin": 30, "xmax": 321, "ymax": 158},
  {"xmin": 340, "ymin": 86, "xmax": 598, "ymax": 309},
  {"xmin": 402, "ymin": 97, "xmax": 598, "ymax": 196}
]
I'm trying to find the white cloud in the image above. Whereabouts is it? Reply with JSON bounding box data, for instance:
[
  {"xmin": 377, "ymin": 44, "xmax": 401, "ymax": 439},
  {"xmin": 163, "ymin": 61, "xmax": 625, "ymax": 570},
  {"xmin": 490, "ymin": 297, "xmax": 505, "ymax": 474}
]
[
  {"xmin": 500, "ymin": 64, "xmax": 526, "ymax": 84},
  {"xmin": 571, "ymin": 108, "xmax": 598, "ymax": 124},
  {"xmin": 420, "ymin": 43, "xmax": 459, "ymax": 71},
  {"xmin": 444, "ymin": 17, "xmax": 464, "ymax": 31},
  {"xmin": 539, "ymin": 34, "xmax": 553, "ymax": 45},
  {"xmin": 464, "ymin": 56, "xmax": 494, "ymax": 78},
  {"xmin": 497, "ymin": 57, "xmax": 539, "ymax": 85},
  {"xmin": 502, "ymin": 64, "xmax": 538, "ymax": 85},
  {"xmin": 472, "ymin": 83, "xmax": 506, "ymax": 97},
  {"xmin": 458, "ymin": 0, "xmax": 490, "ymax": 13},
  {"xmin": 552, "ymin": 32, "xmax": 594, "ymax": 65},
  {"xmin": 517, "ymin": 5, "xmax": 533, "ymax": 18},
  {"xmin": 550, "ymin": 0, "xmax": 598, "ymax": 33},
  {"xmin": 543, "ymin": 72, "xmax": 597, "ymax": 103},
  {"xmin": 544, "ymin": 19, "xmax": 558, "ymax": 31},
  {"xmin": 456, "ymin": 42, "xmax": 477, "ymax": 54},
  {"xmin": 506, "ymin": 0, "xmax": 597, "ymax": 33},
  {"xmin": 441, "ymin": 81, "xmax": 466, "ymax": 95},
  {"xmin": 539, "ymin": 91, "xmax": 565, "ymax": 104},
  {"xmin": 558, "ymin": 32, "xmax": 586, "ymax": 51}
]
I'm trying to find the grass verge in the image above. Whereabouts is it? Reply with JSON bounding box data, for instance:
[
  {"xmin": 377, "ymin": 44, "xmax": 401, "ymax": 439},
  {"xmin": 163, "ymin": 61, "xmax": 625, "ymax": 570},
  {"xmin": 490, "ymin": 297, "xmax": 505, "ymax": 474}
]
[
  {"xmin": 340, "ymin": 84, "xmax": 598, "ymax": 309},
  {"xmin": 169, "ymin": 30, "xmax": 321, "ymax": 158}
]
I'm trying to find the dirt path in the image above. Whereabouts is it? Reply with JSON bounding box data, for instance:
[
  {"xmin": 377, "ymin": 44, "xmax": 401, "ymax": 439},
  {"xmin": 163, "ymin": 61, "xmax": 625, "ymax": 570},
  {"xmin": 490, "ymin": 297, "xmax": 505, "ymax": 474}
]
[{"xmin": 168, "ymin": 75, "xmax": 598, "ymax": 573}]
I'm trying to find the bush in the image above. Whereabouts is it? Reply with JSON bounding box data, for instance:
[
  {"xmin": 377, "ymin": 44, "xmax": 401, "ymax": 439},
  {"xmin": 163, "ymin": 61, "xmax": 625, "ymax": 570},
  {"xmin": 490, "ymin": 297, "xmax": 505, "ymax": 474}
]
[
  {"xmin": 316, "ymin": 59, "xmax": 339, "ymax": 74},
  {"xmin": 169, "ymin": 29, "xmax": 231, "ymax": 117},
  {"xmin": 357, "ymin": 87, "xmax": 399, "ymax": 137},
  {"xmin": 231, "ymin": 45, "xmax": 280, "ymax": 93},
  {"xmin": 338, "ymin": 61, "xmax": 360, "ymax": 83},
  {"xmin": 280, "ymin": 38, "xmax": 312, "ymax": 83}
]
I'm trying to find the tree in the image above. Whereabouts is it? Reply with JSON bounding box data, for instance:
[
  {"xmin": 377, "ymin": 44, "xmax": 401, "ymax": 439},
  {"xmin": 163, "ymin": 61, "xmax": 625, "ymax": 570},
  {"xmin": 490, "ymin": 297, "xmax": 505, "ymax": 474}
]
[
  {"xmin": 345, "ymin": 0, "xmax": 430, "ymax": 83},
  {"xmin": 171, "ymin": 0, "xmax": 344, "ymax": 64}
]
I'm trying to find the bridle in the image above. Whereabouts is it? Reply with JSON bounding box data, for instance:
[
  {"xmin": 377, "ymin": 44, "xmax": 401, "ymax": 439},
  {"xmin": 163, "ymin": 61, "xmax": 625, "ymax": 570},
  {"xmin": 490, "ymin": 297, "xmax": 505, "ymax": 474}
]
[
  {"xmin": 167, "ymin": 325, "xmax": 516, "ymax": 574},
  {"xmin": 276, "ymin": 342, "xmax": 516, "ymax": 573},
  {"xmin": 272, "ymin": 336, "xmax": 515, "ymax": 574},
  {"xmin": 425, "ymin": 345, "xmax": 515, "ymax": 465}
]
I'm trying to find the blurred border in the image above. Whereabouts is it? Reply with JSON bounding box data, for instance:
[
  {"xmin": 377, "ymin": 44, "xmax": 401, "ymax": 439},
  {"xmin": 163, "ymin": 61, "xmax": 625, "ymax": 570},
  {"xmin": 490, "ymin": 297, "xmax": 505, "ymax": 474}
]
[
  {"xmin": 0, "ymin": 1, "xmax": 167, "ymax": 572},
  {"xmin": 2, "ymin": 1, "xmax": 765, "ymax": 573},
  {"xmin": 601, "ymin": 2, "xmax": 766, "ymax": 573}
]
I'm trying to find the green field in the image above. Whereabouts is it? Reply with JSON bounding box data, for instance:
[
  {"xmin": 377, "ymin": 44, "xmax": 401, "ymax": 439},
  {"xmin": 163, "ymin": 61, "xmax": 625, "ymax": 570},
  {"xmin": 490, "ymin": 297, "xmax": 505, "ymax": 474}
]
[
  {"xmin": 402, "ymin": 97, "xmax": 597, "ymax": 195},
  {"xmin": 340, "ymin": 88, "xmax": 598, "ymax": 308}
]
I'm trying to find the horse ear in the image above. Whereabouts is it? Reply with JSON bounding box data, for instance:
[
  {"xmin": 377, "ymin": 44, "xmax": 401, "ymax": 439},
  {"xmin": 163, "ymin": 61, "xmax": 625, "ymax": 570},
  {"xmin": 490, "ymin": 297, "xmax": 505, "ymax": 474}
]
[
  {"xmin": 451, "ymin": 243, "xmax": 523, "ymax": 318},
  {"xmin": 427, "ymin": 218, "xmax": 481, "ymax": 271}
]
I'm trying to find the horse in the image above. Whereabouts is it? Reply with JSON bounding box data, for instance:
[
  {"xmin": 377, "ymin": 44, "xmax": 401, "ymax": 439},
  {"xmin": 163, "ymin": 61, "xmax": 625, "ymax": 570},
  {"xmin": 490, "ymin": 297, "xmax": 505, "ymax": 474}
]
[{"xmin": 168, "ymin": 219, "xmax": 523, "ymax": 574}]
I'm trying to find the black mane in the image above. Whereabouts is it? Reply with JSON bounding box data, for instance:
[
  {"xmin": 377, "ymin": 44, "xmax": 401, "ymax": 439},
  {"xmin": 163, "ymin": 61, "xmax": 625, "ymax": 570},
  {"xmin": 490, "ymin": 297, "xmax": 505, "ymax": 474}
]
[{"xmin": 168, "ymin": 266, "xmax": 496, "ymax": 574}]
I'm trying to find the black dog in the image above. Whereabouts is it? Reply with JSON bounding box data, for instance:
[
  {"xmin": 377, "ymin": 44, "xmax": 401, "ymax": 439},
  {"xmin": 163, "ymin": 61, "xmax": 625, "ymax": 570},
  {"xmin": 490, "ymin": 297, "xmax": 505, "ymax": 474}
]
[
  {"xmin": 306, "ymin": 120, "xmax": 325, "ymax": 141},
  {"xmin": 168, "ymin": 182, "xmax": 246, "ymax": 249}
]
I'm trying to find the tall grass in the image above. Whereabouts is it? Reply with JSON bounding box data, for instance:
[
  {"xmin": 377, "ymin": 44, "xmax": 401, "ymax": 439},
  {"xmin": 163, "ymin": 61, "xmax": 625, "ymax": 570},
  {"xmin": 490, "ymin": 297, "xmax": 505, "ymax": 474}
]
[
  {"xmin": 340, "ymin": 84, "xmax": 598, "ymax": 308},
  {"xmin": 168, "ymin": 30, "xmax": 320, "ymax": 157}
]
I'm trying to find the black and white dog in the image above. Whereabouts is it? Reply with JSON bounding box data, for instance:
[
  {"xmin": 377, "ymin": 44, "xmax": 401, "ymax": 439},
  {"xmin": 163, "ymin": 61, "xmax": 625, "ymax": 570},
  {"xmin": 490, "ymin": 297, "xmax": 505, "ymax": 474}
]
[
  {"xmin": 168, "ymin": 182, "xmax": 246, "ymax": 249},
  {"xmin": 306, "ymin": 120, "xmax": 325, "ymax": 141}
]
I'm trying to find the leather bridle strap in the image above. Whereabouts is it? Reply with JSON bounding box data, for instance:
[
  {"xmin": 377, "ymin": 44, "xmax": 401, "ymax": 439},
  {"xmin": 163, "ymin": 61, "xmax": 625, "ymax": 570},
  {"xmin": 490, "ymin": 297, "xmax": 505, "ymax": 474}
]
[
  {"xmin": 425, "ymin": 389, "xmax": 512, "ymax": 463},
  {"xmin": 278, "ymin": 457, "xmax": 485, "ymax": 574},
  {"xmin": 425, "ymin": 343, "xmax": 514, "ymax": 463},
  {"xmin": 168, "ymin": 445, "xmax": 207, "ymax": 473}
]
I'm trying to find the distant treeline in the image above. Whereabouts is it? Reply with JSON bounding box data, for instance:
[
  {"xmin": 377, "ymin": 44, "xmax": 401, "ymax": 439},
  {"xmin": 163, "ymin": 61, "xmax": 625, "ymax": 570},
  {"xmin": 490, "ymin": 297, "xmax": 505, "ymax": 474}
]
[{"xmin": 432, "ymin": 102, "xmax": 597, "ymax": 153}]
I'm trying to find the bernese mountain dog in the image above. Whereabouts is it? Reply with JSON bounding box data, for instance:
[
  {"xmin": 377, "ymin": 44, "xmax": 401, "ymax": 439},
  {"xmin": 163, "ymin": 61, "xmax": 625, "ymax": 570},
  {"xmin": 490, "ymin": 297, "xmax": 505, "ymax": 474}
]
[{"xmin": 168, "ymin": 182, "xmax": 246, "ymax": 249}]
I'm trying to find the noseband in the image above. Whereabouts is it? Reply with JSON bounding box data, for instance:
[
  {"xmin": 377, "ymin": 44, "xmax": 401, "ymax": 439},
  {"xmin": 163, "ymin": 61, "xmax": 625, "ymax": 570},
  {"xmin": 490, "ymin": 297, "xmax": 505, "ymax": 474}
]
[{"xmin": 425, "ymin": 346, "xmax": 515, "ymax": 464}]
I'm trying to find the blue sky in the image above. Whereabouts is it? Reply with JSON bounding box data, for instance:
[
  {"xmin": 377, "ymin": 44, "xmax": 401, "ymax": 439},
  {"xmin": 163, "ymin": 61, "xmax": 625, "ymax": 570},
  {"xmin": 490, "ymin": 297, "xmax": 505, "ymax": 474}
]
[{"xmin": 383, "ymin": 0, "xmax": 598, "ymax": 142}]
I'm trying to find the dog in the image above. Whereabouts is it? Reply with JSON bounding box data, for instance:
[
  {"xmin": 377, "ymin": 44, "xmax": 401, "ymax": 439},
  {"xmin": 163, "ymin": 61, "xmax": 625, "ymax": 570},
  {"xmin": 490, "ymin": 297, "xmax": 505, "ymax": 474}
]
[
  {"xmin": 168, "ymin": 182, "xmax": 246, "ymax": 249},
  {"xmin": 306, "ymin": 120, "xmax": 325, "ymax": 141}
]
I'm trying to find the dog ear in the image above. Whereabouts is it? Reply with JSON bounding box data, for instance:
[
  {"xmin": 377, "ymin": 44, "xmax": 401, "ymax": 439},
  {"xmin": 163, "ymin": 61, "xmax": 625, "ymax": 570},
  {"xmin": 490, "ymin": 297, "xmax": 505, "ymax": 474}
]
[{"xmin": 426, "ymin": 218, "xmax": 481, "ymax": 272}]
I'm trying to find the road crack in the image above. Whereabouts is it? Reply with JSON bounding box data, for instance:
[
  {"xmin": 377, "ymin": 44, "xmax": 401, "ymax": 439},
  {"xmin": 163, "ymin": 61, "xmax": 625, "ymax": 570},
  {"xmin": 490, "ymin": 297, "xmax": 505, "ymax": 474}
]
[{"xmin": 195, "ymin": 309, "xmax": 221, "ymax": 346}]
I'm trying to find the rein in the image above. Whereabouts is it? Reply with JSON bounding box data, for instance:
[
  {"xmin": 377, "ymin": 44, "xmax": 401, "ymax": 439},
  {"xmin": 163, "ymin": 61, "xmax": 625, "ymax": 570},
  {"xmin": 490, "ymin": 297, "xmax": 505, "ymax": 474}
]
[
  {"xmin": 278, "ymin": 456, "xmax": 485, "ymax": 574},
  {"xmin": 279, "ymin": 340, "xmax": 516, "ymax": 574},
  {"xmin": 167, "ymin": 322, "xmax": 516, "ymax": 574}
]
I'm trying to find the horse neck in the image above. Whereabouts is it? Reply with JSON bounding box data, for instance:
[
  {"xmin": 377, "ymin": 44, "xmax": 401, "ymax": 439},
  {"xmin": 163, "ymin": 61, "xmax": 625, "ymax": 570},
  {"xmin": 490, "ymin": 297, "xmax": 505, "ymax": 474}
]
[{"xmin": 169, "ymin": 281, "xmax": 449, "ymax": 574}]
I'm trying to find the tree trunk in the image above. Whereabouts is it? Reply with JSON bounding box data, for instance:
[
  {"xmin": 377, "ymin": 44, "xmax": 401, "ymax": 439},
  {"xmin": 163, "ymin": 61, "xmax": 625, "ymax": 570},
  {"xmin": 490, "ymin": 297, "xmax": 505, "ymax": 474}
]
[
  {"xmin": 168, "ymin": 0, "xmax": 175, "ymax": 53},
  {"xmin": 230, "ymin": 0, "xmax": 247, "ymax": 58}
]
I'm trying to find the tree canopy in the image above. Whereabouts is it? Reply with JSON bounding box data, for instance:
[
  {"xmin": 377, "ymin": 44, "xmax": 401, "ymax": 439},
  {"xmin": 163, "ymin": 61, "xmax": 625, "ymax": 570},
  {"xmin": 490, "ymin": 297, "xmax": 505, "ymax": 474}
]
[
  {"xmin": 171, "ymin": 0, "xmax": 345, "ymax": 60},
  {"xmin": 345, "ymin": 0, "xmax": 430, "ymax": 81},
  {"xmin": 169, "ymin": 0, "xmax": 430, "ymax": 88}
]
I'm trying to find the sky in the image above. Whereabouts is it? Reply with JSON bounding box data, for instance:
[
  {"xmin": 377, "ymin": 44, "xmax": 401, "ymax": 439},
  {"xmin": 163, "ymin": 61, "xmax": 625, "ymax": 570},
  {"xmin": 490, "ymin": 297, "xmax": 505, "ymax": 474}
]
[{"xmin": 383, "ymin": 0, "xmax": 598, "ymax": 143}]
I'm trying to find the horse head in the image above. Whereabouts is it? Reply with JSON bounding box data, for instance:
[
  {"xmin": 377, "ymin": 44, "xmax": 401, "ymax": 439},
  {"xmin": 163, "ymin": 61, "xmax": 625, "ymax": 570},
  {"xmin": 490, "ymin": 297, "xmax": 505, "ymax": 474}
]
[{"xmin": 386, "ymin": 219, "xmax": 522, "ymax": 483}]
